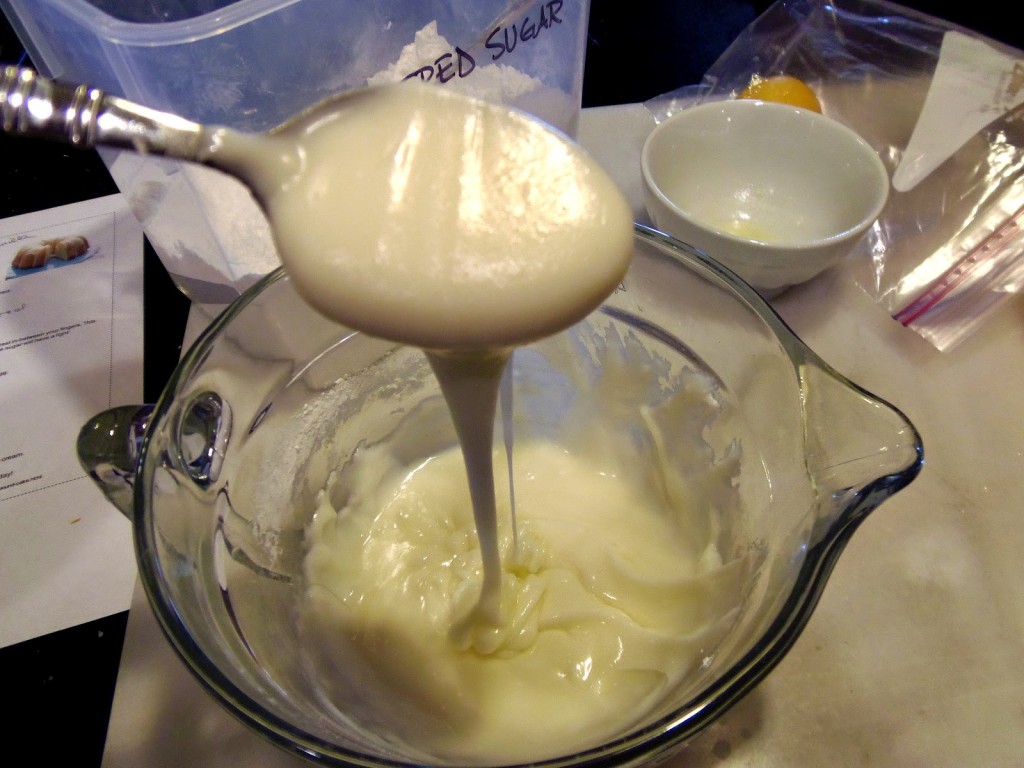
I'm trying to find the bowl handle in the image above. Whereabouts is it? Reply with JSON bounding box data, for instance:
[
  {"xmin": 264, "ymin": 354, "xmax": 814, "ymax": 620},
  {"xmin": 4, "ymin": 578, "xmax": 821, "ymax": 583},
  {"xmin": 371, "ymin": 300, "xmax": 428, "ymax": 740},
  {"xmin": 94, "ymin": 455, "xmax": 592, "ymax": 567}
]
[{"xmin": 76, "ymin": 405, "xmax": 154, "ymax": 518}]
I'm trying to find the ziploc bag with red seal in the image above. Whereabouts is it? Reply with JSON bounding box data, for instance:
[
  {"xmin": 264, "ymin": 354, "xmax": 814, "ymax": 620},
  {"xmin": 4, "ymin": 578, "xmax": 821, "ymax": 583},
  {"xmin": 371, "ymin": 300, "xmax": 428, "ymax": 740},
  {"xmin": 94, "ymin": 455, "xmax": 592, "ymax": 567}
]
[{"xmin": 646, "ymin": 0, "xmax": 1024, "ymax": 351}]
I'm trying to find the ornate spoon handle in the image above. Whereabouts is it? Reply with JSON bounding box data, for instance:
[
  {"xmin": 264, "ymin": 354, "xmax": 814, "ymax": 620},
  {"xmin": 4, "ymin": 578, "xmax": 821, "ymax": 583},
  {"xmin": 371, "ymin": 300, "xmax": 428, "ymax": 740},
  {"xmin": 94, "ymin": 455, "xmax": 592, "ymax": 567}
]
[{"xmin": 1, "ymin": 65, "xmax": 207, "ymax": 160}]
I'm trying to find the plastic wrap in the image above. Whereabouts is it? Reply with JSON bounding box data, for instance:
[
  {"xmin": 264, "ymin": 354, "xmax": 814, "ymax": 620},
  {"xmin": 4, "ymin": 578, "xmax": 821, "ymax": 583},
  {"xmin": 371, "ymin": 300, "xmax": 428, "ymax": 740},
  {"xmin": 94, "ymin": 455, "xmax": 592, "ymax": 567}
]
[{"xmin": 645, "ymin": 0, "xmax": 1024, "ymax": 351}]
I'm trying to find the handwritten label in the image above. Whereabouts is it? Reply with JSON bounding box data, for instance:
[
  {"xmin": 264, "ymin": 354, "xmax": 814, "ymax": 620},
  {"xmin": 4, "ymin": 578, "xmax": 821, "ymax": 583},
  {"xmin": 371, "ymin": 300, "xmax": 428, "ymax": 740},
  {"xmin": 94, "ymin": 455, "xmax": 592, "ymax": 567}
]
[
  {"xmin": 485, "ymin": 0, "xmax": 564, "ymax": 61},
  {"xmin": 400, "ymin": 1, "xmax": 565, "ymax": 85}
]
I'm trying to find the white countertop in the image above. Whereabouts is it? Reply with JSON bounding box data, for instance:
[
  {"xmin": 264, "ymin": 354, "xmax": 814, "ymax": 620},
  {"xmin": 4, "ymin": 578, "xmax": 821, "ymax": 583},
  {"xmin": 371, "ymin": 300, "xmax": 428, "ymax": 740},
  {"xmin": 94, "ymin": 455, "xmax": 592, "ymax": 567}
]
[{"xmin": 101, "ymin": 104, "xmax": 1024, "ymax": 768}]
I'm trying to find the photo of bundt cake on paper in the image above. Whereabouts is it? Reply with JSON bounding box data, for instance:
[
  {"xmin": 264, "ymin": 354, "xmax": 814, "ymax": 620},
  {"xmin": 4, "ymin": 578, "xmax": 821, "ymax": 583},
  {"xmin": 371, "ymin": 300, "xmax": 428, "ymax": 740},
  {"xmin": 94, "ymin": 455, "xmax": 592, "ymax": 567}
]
[{"xmin": 10, "ymin": 235, "xmax": 90, "ymax": 270}]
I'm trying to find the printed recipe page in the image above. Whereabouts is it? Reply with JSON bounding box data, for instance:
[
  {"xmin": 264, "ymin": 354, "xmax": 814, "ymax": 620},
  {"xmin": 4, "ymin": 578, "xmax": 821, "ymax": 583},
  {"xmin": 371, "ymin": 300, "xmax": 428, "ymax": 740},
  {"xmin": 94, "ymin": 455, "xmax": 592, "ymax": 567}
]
[{"xmin": 0, "ymin": 194, "xmax": 143, "ymax": 648}]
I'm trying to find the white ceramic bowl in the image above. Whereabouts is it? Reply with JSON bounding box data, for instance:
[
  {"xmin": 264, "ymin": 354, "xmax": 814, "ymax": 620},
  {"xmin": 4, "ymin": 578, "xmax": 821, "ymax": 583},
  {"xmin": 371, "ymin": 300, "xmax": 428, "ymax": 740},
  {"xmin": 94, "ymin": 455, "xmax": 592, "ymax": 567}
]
[{"xmin": 641, "ymin": 99, "xmax": 889, "ymax": 295}]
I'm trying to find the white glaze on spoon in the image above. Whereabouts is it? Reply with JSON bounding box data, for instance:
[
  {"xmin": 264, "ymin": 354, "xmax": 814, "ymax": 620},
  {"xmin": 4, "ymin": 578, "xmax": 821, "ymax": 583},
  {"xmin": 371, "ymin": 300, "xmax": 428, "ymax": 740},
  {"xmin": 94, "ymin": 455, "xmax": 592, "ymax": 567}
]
[{"xmin": 202, "ymin": 82, "xmax": 633, "ymax": 350}]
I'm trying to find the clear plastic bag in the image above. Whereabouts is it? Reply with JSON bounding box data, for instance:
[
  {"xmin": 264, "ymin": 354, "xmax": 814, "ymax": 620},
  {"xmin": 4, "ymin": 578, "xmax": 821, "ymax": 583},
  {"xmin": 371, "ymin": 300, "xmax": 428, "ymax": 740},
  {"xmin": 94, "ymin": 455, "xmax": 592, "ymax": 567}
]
[{"xmin": 645, "ymin": 0, "xmax": 1024, "ymax": 351}]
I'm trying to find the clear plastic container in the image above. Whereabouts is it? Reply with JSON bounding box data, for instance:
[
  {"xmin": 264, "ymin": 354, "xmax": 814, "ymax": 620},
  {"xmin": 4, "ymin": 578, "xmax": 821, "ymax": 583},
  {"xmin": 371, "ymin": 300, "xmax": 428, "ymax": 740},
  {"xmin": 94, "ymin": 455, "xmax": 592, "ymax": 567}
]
[{"xmin": 1, "ymin": 0, "xmax": 591, "ymax": 300}]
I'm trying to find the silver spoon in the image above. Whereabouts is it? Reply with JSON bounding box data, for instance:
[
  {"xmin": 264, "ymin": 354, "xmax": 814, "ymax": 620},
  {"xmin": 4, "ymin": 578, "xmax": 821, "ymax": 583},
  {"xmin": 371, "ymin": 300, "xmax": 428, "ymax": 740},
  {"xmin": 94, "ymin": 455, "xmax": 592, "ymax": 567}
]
[
  {"xmin": 1, "ymin": 65, "xmax": 633, "ymax": 351},
  {"xmin": 2, "ymin": 65, "xmax": 220, "ymax": 163}
]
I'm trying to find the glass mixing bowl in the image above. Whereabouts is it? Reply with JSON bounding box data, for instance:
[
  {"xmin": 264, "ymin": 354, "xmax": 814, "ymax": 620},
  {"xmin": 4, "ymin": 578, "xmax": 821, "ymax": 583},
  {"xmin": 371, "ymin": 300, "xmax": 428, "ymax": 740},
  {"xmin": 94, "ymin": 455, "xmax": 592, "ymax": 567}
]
[{"xmin": 78, "ymin": 224, "xmax": 923, "ymax": 767}]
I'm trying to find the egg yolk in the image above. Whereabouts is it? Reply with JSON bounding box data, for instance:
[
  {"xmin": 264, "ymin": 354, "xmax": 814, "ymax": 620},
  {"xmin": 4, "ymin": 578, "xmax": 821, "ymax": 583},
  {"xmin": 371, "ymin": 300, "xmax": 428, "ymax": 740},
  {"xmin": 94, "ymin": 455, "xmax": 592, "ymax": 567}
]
[{"xmin": 737, "ymin": 75, "xmax": 822, "ymax": 113}]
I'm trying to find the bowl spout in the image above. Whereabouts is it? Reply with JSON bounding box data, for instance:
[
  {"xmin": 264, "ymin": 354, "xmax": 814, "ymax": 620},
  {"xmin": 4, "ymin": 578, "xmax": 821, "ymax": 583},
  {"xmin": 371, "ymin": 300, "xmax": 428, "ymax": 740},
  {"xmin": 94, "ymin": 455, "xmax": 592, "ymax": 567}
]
[{"xmin": 799, "ymin": 359, "xmax": 923, "ymax": 540}]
